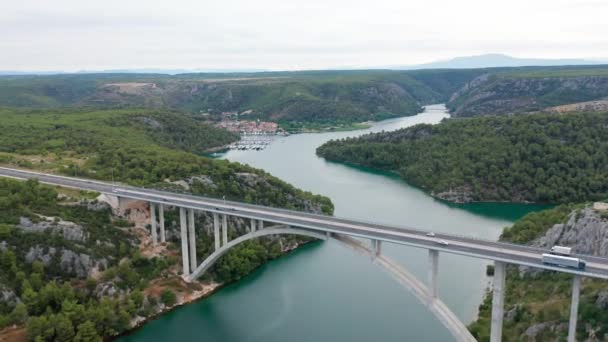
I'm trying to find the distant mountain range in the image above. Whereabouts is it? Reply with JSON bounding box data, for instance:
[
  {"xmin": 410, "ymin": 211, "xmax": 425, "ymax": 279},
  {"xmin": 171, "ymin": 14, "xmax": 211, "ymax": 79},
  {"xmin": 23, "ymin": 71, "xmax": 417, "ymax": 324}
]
[
  {"xmin": 1, "ymin": 54, "xmax": 606, "ymax": 75},
  {"xmin": 398, "ymin": 53, "xmax": 606, "ymax": 70}
]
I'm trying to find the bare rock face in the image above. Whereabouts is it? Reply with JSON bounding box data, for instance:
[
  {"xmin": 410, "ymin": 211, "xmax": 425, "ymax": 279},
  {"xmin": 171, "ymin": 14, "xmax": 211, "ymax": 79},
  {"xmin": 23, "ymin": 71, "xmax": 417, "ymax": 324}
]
[
  {"xmin": 25, "ymin": 245, "xmax": 106, "ymax": 278},
  {"xmin": 448, "ymin": 75, "xmax": 608, "ymax": 117},
  {"xmin": 595, "ymin": 291, "xmax": 608, "ymax": 310},
  {"xmin": 0, "ymin": 285, "xmax": 19, "ymax": 309},
  {"xmin": 432, "ymin": 187, "xmax": 474, "ymax": 204},
  {"xmin": 519, "ymin": 206, "xmax": 608, "ymax": 279},
  {"xmin": 85, "ymin": 199, "xmax": 111, "ymax": 212},
  {"xmin": 25, "ymin": 246, "xmax": 57, "ymax": 265},
  {"xmin": 533, "ymin": 207, "xmax": 608, "ymax": 256},
  {"xmin": 94, "ymin": 281, "xmax": 121, "ymax": 299},
  {"xmin": 17, "ymin": 217, "xmax": 87, "ymax": 242}
]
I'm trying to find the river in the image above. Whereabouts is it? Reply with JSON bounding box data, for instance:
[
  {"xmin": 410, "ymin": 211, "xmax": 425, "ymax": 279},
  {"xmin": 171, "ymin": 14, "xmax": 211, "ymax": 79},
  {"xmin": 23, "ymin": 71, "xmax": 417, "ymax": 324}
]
[{"xmin": 120, "ymin": 104, "xmax": 547, "ymax": 342}]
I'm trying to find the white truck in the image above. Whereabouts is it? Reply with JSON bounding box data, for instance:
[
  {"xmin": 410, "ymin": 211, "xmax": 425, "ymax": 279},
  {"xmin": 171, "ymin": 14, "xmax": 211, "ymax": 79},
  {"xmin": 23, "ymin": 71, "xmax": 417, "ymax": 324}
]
[
  {"xmin": 542, "ymin": 253, "xmax": 586, "ymax": 270},
  {"xmin": 550, "ymin": 245, "xmax": 572, "ymax": 256}
]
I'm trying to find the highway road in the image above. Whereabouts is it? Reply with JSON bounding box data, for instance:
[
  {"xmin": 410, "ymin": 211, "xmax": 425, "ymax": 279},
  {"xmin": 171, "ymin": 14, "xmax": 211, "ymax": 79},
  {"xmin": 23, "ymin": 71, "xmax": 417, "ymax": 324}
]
[{"xmin": 3, "ymin": 166, "xmax": 608, "ymax": 279}]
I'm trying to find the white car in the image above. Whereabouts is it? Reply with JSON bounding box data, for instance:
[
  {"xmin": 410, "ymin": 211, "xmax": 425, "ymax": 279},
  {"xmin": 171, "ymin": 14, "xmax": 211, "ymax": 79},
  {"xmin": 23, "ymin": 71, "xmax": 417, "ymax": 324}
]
[
  {"xmin": 426, "ymin": 232, "xmax": 436, "ymax": 237},
  {"xmin": 435, "ymin": 240, "xmax": 449, "ymax": 246}
]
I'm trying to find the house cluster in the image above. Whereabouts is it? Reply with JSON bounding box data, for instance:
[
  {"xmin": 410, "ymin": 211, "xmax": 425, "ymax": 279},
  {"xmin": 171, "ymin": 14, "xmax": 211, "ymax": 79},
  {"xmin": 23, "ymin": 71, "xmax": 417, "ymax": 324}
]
[{"xmin": 216, "ymin": 120, "xmax": 279, "ymax": 134}]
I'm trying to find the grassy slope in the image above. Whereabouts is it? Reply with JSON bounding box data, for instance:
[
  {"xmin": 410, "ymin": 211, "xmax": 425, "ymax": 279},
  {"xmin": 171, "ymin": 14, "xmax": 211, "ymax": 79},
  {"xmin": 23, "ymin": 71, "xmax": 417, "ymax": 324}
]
[{"xmin": 317, "ymin": 112, "xmax": 608, "ymax": 204}]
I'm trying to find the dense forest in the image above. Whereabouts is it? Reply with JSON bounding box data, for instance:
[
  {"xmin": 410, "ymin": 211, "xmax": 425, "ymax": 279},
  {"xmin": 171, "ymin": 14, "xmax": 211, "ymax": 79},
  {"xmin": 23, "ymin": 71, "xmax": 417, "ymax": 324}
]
[
  {"xmin": 469, "ymin": 203, "xmax": 608, "ymax": 341},
  {"xmin": 317, "ymin": 112, "xmax": 608, "ymax": 204}
]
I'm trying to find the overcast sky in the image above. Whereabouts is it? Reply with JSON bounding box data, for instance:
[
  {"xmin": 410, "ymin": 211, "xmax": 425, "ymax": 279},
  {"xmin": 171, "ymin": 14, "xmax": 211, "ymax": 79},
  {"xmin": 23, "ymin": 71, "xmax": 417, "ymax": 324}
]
[{"xmin": 2, "ymin": 0, "xmax": 607, "ymax": 71}]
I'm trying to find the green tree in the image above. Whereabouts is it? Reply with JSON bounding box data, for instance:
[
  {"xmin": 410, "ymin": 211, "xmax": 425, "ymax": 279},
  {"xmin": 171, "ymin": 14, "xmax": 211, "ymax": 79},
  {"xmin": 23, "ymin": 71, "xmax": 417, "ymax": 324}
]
[
  {"xmin": 10, "ymin": 303, "xmax": 28, "ymax": 325},
  {"xmin": 53, "ymin": 314, "xmax": 75, "ymax": 342},
  {"xmin": 160, "ymin": 289, "xmax": 177, "ymax": 307},
  {"xmin": 74, "ymin": 321, "xmax": 102, "ymax": 342}
]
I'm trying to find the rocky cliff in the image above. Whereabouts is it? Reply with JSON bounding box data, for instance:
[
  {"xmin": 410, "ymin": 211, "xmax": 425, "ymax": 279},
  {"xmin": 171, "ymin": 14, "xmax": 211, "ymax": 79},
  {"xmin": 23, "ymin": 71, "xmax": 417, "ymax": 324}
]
[
  {"xmin": 470, "ymin": 204, "xmax": 608, "ymax": 341},
  {"xmin": 448, "ymin": 72, "xmax": 608, "ymax": 117}
]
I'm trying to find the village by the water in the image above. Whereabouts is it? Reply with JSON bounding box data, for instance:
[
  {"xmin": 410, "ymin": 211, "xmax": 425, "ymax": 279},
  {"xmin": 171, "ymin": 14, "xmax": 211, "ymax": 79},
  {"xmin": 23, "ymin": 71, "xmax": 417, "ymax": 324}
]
[{"xmin": 215, "ymin": 111, "xmax": 287, "ymax": 151}]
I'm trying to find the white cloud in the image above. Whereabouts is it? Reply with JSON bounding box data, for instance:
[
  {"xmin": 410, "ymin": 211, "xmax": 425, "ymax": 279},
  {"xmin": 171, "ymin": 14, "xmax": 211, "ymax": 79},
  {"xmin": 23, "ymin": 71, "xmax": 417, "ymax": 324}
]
[{"xmin": 1, "ymin": 0, "xmax": 607, "ymax": 71}]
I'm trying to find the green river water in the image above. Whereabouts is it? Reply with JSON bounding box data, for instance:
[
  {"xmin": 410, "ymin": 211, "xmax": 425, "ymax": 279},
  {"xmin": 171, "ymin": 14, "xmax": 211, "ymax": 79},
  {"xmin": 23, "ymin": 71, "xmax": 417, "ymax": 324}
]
[{"xmin": 119, "ymin": 105, "xmax": 547, "ymax": 342}]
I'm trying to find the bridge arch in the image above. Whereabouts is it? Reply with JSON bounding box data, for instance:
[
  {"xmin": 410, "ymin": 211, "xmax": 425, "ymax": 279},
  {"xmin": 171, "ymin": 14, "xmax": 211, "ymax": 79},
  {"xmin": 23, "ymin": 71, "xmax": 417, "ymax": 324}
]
[
  {"xmin": 187, "ymin": 226, "xmax": 328, "ymax": 282},
  {"xmin": 187, "ymin": 227, "xmax": 475, "ymax": 342}
]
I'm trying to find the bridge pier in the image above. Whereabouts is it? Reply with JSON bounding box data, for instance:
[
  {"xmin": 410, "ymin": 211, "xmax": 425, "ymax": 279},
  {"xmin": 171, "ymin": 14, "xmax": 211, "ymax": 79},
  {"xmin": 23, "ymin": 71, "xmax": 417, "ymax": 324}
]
[
  {"xmin": 213, "ymin": 213, "xmax": 220, "ymax": 250},
  {"xmin": 159, "ymin": 204, "xmax": 166, "ymax": 243},
  {"xmin": 250, "ymin": 218, "xmax": 256, "ymax": 232},
  {"xmin": 188, "ymin": 209, "xmax": 197, "ymax": 271},
  {"xmin": 490, "ymin": 261, "xmax": 506, "ymax": 342},
  {"xmin": 371, "ymin": 239, "xmax": 382, "ymax": 256},
  {"xmin": 568, "ymin": 275, "xmax": 581, "ymax": 342},
  {"xmin": 222, "ymin": 214, "xmax": 228, "ymax": 245},
  {"xmin": 150, "ymin": 203, "xmax": 158, "ymax": 245},
  {"xmin": 258, "ymin": 219, "xmax": 264, "ymax": 230},
  {"xmin": 179, "ymin": 207, "xmax": 190, "ymax": 275},
  {"xmin": 428, "ymin": 249, "xmax": 439, "ymax": 301}
]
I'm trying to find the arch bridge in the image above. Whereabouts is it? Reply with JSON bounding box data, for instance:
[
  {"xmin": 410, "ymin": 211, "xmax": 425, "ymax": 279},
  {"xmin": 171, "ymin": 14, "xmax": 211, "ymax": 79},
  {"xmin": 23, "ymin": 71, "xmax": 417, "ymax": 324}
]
[{"xmin": 3, "ymin": 167, "xmax": 608, "ymax": 342}]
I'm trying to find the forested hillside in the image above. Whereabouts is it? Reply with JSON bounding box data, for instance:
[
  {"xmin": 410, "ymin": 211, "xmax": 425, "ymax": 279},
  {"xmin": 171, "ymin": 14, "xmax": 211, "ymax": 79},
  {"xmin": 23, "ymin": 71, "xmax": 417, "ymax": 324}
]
[
  {"xmin": 3, "ymin": 66, "xmax": 608, "ymax": 128},
  {"xmin": 317, "ymin": 112, "xmax": 608, "ymax": 204},
  {"xmin": 0, "ymin": 69, "xmax": 490, "ymax": 130},
  {"xmin": 448, "ymin": 66, "xmax": 608, "ymax": 117},
  {"xmin": 0, "ymin": 107, "xmax": 331, "ymax": 211}
]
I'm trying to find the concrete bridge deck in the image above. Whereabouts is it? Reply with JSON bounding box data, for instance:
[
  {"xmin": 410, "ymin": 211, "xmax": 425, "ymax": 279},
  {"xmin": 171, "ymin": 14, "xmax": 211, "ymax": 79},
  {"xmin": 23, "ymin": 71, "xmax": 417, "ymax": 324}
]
[{"xmin": 3, "ymin": 166, "xmax": 608, "ymax": 279}]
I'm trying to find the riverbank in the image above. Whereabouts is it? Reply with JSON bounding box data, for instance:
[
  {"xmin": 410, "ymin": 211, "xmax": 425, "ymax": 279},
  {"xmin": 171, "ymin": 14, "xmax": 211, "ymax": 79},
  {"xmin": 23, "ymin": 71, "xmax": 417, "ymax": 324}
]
[{"xmin": 116, "ymin": 238, "xmax": 314, "ymax": 340}]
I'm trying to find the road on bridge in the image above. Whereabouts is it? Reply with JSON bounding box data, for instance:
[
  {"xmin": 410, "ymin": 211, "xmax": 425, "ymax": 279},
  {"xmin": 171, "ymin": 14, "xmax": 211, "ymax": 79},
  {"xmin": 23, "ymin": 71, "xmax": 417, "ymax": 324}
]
[{"xmin": 2, "ymin": 166, "xmax": 608, "ymax": 280}]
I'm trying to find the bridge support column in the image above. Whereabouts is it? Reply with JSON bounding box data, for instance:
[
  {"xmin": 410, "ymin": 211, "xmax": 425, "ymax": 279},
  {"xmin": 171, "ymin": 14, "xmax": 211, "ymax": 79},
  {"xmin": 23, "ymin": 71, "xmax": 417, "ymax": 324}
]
[
  {"xmin": 568, "ymin": 275, "xmax": 581, "ymax": 342},
  {"xmin": 428, "ymin": 249, "xmax": 439, "ymax": 301},
  {"xmin": 213, "ymin": 213, "xmax": 220, "ymax": 250},
  {"xmin": 250, "ymin": 218, "xmax": 256, "ymax": 232},
  {"xmin": 150, "ymin": 203, "xmax": 158, "ymax": 245},
  {"xmin": 371, "ymin": 240, "xmax": 382, "ymax": 256},
  {"xmin": 179, "ymin": 208, "xmax": 190, "ymax": 275},
  {"xmin": 159, "ymin": 204, "xmax": 166, "ymax": 243},
  {"xmin": 258, "ymin": 219, "xmax": 264, "ymax": 230},
  {"xmin": 222, "ymin": 214, "xmax": 228, "ymax": 246},
  {"xmin": 490, "ymin": 261, "xmax": 506, "ymax": 342},
  {"xmin": 188, "ymin": 209, "xmax": 197, "ymax": 271}
]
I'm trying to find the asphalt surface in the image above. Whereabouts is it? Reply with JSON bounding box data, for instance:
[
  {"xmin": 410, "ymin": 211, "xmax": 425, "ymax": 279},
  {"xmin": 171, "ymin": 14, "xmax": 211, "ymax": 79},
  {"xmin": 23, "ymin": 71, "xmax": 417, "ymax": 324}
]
[{"xmin": 3, "ymin": 166, "xmax": 608, "ymax": 279}]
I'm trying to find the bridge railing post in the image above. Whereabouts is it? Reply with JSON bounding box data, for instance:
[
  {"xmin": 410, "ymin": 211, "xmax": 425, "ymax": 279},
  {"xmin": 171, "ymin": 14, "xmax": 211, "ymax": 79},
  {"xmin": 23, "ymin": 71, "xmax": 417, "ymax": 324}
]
[
  {"xmin": 490, "ymin": 261, "xmax": 506, "ymax": 342},
  {"xmin": 568, "ymin": 275, "xmax": 581, "ymax": 342},
  {"xmin": 179, "ymin": 207, "xmax": 190, "ymax": 275}
]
